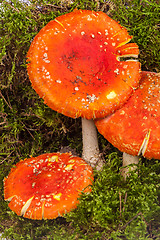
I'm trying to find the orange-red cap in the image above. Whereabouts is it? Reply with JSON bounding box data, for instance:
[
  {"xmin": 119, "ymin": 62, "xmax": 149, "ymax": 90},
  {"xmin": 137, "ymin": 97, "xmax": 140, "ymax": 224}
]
[
  {"xmin": 4, "ymin": 152, "xmax": 93, "ymax": 220},
  {"xmin": 27, "ymin": 9, "xmax": 141, "ymax": 119},
  {"xmin": 95, "ymin": 72, "xmax": 160, "ymax": 159}
]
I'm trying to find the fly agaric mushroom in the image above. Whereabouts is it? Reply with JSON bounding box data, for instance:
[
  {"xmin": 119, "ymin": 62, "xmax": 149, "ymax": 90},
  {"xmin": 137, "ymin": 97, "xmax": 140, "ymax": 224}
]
[
  {"xmin": 4, "ymin": 152, "xmax": 93, "ymax": 220},
  {"xmin": 27, "ymin": 9, "xmax": 141, "ymax": 168},
  {"xmin": 95, "ymin": 72, "xmax": 160, "ymax": 177}
]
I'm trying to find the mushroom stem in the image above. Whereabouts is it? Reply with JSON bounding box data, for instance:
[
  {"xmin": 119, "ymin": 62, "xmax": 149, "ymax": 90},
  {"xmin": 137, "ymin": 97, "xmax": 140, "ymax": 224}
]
[
  {"xmin": 82, "ymin": 118, "xmax": 103, "ymax": 170},
  {"xmin": 121, "ymin": 152, "xmax": 139, "ymax": 180}
]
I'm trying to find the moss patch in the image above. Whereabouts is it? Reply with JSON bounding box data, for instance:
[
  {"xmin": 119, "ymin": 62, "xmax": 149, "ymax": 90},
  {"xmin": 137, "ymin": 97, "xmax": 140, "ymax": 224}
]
[{"xmin": 0, "ymin": 0, "xmax": 160, "ymax": 239}]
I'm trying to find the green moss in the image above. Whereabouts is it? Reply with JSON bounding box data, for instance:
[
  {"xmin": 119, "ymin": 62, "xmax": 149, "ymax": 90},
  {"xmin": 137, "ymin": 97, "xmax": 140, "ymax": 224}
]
[
  {"xmin": 0, "ymin": 0, "xmax": 160, "ymax": 239},
  {"xmin": 66, "ymin": 155, "xmax": 160, "ymax": 239}
]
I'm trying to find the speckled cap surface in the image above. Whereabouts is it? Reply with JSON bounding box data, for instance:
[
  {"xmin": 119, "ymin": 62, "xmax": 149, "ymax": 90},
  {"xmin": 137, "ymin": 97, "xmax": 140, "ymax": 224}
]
[
  {"xmin": 95, "ymin": 72, "xmax": 160, "ymax": 159},
  {"xmin": 4, "ymin": 152, "xmax": 93, "ymax": 219},
  {"xmin": 27, "ymin": 9, "xmax": 141, "ymax": 119}
]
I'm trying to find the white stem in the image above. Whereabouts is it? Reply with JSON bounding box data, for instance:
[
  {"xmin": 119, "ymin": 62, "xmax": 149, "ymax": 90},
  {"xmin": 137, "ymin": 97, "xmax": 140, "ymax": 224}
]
[
  {"xmin": 123, "ymin": 152, "xmax": 139, "ymax": 167},
  {"xmin": 121, "ymin": 152, "xmax": 139, "ymax": 180},
  {"xmin": 82, "ymin": 118, "xmax": 103, "ymax": 169}
]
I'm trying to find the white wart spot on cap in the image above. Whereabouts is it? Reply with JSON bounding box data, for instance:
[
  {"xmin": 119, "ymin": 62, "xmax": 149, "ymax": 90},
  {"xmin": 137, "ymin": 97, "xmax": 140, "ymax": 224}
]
[{"xmin": 106, "ymin": 91, "xmax": 117, "ymax": 100}]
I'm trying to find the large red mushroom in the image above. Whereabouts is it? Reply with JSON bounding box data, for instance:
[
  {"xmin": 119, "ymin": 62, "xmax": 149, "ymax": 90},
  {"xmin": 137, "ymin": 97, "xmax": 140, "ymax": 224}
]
[
  {"xmin": 95, "ymin": 72, "xmax": 160, "ymax": 177},
  {"xmin": 27, "ymin": 9, "xmax": 141, "ymax": 168},
  {"xmin": 4, "ymin": 152, "xmax": 93, "ymax": 220}
]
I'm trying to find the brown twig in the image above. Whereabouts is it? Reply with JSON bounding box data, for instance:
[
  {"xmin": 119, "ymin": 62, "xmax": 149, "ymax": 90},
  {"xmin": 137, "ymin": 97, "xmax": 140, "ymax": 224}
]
[
  {"xmin": 19, "ymin": 120, "xmax": 36, "ymax": 140},
  {"xmin": 0, "ymin": 150, "xmax": 15, "ymax": 164},
  {"xmin": 119, "ymin": 192, "xmax": 127, "ymax": 218},
  {"xmin": 45, "ymin": 3, "xmax": 66, "ymax": 8},
  {"xmin": 121, "ymin": 212, "xmax": 148, "ymax": 230},
  {"xmin": 0, "ymin": 90, "xmax": 12, "ymax": 110},
  {"xmin": 123, "ymin": 192, "xmax": 127, "ymax": 213},
  {"xmin": 119, "ymin": 192, "xmax": 122, "ymax": 217}
]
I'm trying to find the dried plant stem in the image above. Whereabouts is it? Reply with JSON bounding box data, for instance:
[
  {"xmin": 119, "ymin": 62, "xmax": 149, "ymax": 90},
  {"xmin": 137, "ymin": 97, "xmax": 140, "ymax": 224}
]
[
  {"xmin": 121, "ymin": 212, "xmax": 148, "ymax": 230},
  {"xmin": 119, "ymin": 192, "xmax": 127, "ymax": 217}
]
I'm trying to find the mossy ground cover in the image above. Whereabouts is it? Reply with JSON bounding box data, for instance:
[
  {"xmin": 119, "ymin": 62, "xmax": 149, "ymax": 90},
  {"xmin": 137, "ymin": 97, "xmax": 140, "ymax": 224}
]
[{"xmin": 0, "ymin": 0, "xmax": 160, "ymax": 239}]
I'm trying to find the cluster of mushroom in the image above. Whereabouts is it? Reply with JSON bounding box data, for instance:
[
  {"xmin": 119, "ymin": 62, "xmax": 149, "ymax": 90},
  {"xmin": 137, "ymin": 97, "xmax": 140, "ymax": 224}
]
[
  {"xmin": 4, "ymin": 9, "xmax": 160, "ymax": 219},
  {"xmin": 26, "ymin": 9, "xmax": 141, "ymax": 168}
]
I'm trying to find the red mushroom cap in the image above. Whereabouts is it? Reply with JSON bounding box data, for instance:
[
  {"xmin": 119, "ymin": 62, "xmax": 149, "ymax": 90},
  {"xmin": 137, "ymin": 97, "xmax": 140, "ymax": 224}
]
[
  {"xmin": 95, "ymin": 71, "xmax": 160, "ymax": 159},
  {"xmin": 27, "ymin": 9, "xmax": 141, "ymax": 119},
  {"xmin": 4, "ymin": 152, "xmax": 93, "ymax": 220}
]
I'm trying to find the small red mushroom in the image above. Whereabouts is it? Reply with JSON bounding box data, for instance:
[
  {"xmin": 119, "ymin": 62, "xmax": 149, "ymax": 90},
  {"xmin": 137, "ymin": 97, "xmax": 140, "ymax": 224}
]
[
  {"xmin": 4, "ymin": 152, "xmax": 93, "ymax": 220},
  {"xmin": 95, "ymin": 72, "xmax": 160, "ymax": 177},
  {"xmin": 27, "ymin": 9, "xmax": 141, "ymax": 168}
]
